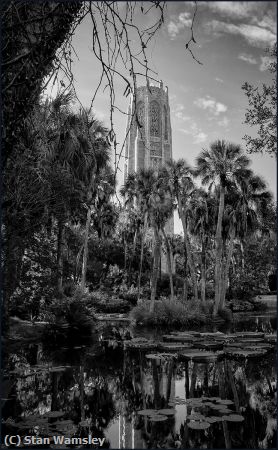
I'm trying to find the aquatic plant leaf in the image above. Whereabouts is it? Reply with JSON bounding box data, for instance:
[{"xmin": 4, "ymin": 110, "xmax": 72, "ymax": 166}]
[
  {"xmin": 157, "ymin": 409, "xmax": 175, "ymax": 416},
  {"xmin": 149, "ymin": 415, "xmax": 168, "ymax": 422},
  {"xmin": 216, "ymin": 399, "xmax": 234, "ymax": 405},
  {"xmin": 207, "ymin": 416, "xmax": 223, "ymax": 423},
  {"xmin": 43, "ymin": 411, "xmax": 64, "ymax": 418},
  {"xmin": 218, "ymin": 408, "xmax": 233, "ymax": 414},
  {"xmin": 179, "ymin": 351, "xmax": 218, "ymax": 362},
  {"xmin": 188, "ymin": 421, "xmax": 210, "ymax": 429},
  {"xmin": 222, "ymin": 414, "xmax": 244, "ymax": 422}
]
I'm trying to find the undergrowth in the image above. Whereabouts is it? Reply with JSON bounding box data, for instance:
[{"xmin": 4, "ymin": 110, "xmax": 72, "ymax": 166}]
[{"xmin": 130, "ymin": 298, "xmax": 218, "ymax": 326}]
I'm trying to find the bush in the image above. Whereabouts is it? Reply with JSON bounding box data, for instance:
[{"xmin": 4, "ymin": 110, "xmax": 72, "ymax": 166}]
[
  {"xmin": 218, "ymin": 308, "xmax": 233, "ymax": 321},
  {"xmin": 86, "ymin": 290, "xmax": 131, "ymax": 313},
  {"xmin": 44, "ymin": 292, "xmax": 95, "ymax": 344},
  {"xmin": 156, "ymin": 274, "xmax": 186, "ymax": 297},
  {"xmin": 130, "ymin": 298, "xmax": 213, "ymax": 327}
]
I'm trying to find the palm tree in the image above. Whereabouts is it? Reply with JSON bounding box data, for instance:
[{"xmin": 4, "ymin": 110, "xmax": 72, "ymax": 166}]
[
  {"xmin": 121, "ymin": 167, "xmax": 173, "ymax": 311},
  {"xmin": 43, "ymin": 93, "xmax": 111, "ymax": 294},
  {"xmin": 188, "ymin": 189, "xmax": 216, "ymax": 303},
  {"xmin": 219, "ymin": 173, "xmax": 272, "ymax": 309},
  {"xmin": 165, "ymin": 160, "xmax": 199, "ymax": 302},
  {"xmin": 196, "ymin": 140, "xmax": 251, "ymax": 316}
]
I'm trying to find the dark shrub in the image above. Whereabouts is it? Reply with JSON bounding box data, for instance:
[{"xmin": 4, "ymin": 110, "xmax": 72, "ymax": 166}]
[
  {"xmin": 218, "ymin": 308, "xmax": 233, "ymax": 322},
  {"xmin": 121, "ymin": 292, "xmax": 138, "ymax": 305},
  {"xmin": 130, "ymin": 298, "xmax": 210, "ymax": 326}
]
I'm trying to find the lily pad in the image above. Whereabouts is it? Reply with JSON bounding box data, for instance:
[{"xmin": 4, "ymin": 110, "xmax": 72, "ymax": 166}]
[
  {"xmin": 159, "ymin": 343, "xmax": 192, "ymax": 352},
  {"xmin": 206, "ymin": 416, "xmax": 223, "ymax": 423},
  {"xmin": 222, "ymin": 414, "xmax": 244, "ymax": 422},
  {"xmin": 217, "ymin": 408, "xmax": 233, "ymax": 414},
  {"xmin": 216, "ymin": 399, "xmax": 234, "ymax": 405},
  {"xmin": 188, "ymin": 421, "xmax": 210, "ymax": 430},
  {"xmin": 43, "ymin": 411, "xmax": 64, "ymax": 418},
  {"xmin": 194, "ymin": 342, "xmax": 223, "ymax": 351},
  {"xmin": 179, "ymin": 351, "xmax": 218, "ymax": 363},
  {"xmin": 157, "ymin": 409, "xmax": 175, "ymax": 416},
  {"xmin": 225, "ymin": 349, "xmax": 267, "ymax": 358},
  {"xmin": 149, "ymin": 415, "xmax": 168, "ymax": 422}
]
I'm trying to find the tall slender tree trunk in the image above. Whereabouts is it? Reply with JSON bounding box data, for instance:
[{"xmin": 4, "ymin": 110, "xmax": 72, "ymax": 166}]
[
  {"xmin": 177, "ymin": 195, "xmax": 198, "ymax": 301},
  {"xmin": 183, "ymin": 244, "xmax": 188, "ymax": 302},
  {"xmin": 200, "ymin": 238, "xmax": 206, "ymax": 303},
  {"xmin": 161, "ymin": 228, "xmax": 174, "ymax": 301},
  {"xmin": 57, "ymin": 219, "xmax": 65, "ymax": 294},
  {"xmin": 150, "ymin": 225, "xmax": 160, "ymax": 313},
  {"xmin": 213, "ymin": 184, "xmax": 225, "ymax": 317},
  {"xmin": 220, "ymin": 226, "xmax": 236, "ymax": 310},
  {"xmin": 240, "ymin": 241, "xmax": 245, "ymax": 270},
  {"xmin": 80, "ymin": 206, "xmax": 92, "ymax": 293},
  {"xmin": 138, "ymin": 213, "xmax": 148, "ymax": 301}
]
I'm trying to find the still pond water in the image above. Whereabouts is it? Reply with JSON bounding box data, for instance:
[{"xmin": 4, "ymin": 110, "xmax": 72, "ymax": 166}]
[{"xmin": 2, "ymin": 314, "xmax": 277, "ymax": 449}]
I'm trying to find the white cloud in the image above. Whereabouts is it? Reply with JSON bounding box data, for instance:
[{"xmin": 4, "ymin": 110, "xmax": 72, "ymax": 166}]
[
  {"xmin": 194, "ymin": 131, "xmax": 208, "ymax": 144},
  {"xmin": 194, "ymin": 95, "xmax": 227, "ymax": 116},
  {"xmin": 256, "ymin": 15, "xmax": 276, "ymax": 34},
  {"xmin": 260, "ymin": 55, "xmax": 275, "ymax": 71},
  {"xmin": 180, "ymin": 122, "xmax": 208, "ymax": 144},
  {"xmin": 167, "ymin": 11, "xmax": 191, "ymax": 39},
  {"xmin": 209, "ymin": 20, "xmax": 276, "ymax": 48},
  {"xmin": 204, "ymin": 2, "xmax": 260, "ymax": 20},
  {"xmin": 218, "ymin": 116, "xmax": 230, "ymax": 127},
  {"xmin": 238, "ymin": 53, "xmax": 257, "ymax": 64},
  {"xmin": 172, "ymin": 103, "xmax": 190, "ymax": 122},
  {"xmin": 215, "ymin": 77, "xmax": 224, "ymax": 83}
]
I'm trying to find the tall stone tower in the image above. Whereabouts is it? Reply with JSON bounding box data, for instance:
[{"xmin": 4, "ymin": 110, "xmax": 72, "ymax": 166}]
[
  {"xmin": 124, "ymin": 80, "xmax": 174, "ymax": 271},
  {"xmin": 124, "ymin": 80, "xmax": 173, "ymax": 178}
]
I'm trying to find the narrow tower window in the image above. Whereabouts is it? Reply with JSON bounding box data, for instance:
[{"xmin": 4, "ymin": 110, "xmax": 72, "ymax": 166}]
[{"xmin": 150, "ymin": 101, "xmax": 160, "ymax": 137}]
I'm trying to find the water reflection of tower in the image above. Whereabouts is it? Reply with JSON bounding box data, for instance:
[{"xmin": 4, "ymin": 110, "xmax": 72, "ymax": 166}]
[{"xmin": 118, "ymin": 414, "xmax": 144, "ymax": 449}]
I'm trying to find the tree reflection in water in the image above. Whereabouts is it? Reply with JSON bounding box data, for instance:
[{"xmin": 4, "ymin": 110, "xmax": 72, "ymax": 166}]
[{"xmin": 2, "ymin": 333, "xmax": 277, "ymax": 449}]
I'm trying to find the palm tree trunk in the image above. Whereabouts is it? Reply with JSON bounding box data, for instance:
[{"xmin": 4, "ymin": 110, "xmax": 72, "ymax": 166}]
[
  {"xmin": 200, "ymin": 238, "xmax": 206, "ymax": 303},
  {"xmin": 220, "ymin": 226, "xmax": 236, "ymax": 310},
  {"xmin": 177, "ymin": 195, "xmax": 198, "ymax": 302},
  {"xmin": 150, "ymin": 225, "xmax": 160, "ymax": 313},
  {"xmin": 213, "ymin": 184, "xmax": 225, "ymax": 317},
  {"xmin": 138, "ymin": 212, "xmax": 148, "ymax": 301},
  {"xmin": 57, "ymin": 219, "xmax": 65, "ymax": 294},
  {"xmin": 183, "ymin": 244, "xmax": 188, "ymax": 302},
  {"xmin": 161, "ymin": 228, "xmax": 174, "ymax": 301},
  {"xmin": 80, "ymin": 206, "xmax": 91, "ymax": 293},
  {"xmin": 240, "ymin": 241, "xmax": 245, "ymax": 270}
]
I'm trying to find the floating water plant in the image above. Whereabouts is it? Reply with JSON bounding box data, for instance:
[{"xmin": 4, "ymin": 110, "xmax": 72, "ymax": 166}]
[
  {"xmin": 179, "ymin": 350, "xmax": 219, "ymax": 363},
  {"xmin": 43, "ymin": 411, "xmax": 64, "ymax": 418},
  {"xmin": 216, "ymin": 399, "xmax": 234, "ymax": 405},
  {"xmin": 222, "ymin": 414, "xmax": 244, "ymax": 422},
  {"xmin": 188, "ymin": 421, "xmax": 210, "ymax": 430},
  {"xmin": 149, "ymin": 415, "xmax": 168, "ymax": 422}
]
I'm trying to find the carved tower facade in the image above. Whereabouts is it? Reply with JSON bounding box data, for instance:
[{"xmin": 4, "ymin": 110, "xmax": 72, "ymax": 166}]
[{"xmin": 124, "ymin": 81, "xmax": 174, "ymax": 271}]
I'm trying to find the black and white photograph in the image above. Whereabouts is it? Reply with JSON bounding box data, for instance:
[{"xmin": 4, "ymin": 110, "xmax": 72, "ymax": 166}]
[{"xmin": 2, "ymin": 1, "xmax": 277, "ymax": 448}]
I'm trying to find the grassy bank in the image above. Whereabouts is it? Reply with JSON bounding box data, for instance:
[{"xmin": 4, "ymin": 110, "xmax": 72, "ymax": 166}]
[{"xmin": 130, "ymin": 298, "xmax": 231, "ymax": 327}]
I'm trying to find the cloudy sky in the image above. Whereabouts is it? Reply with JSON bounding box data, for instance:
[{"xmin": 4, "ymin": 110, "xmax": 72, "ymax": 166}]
[{"xmin": 48, "ymin": 1, "xmax": 276, "ymax": 232}]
